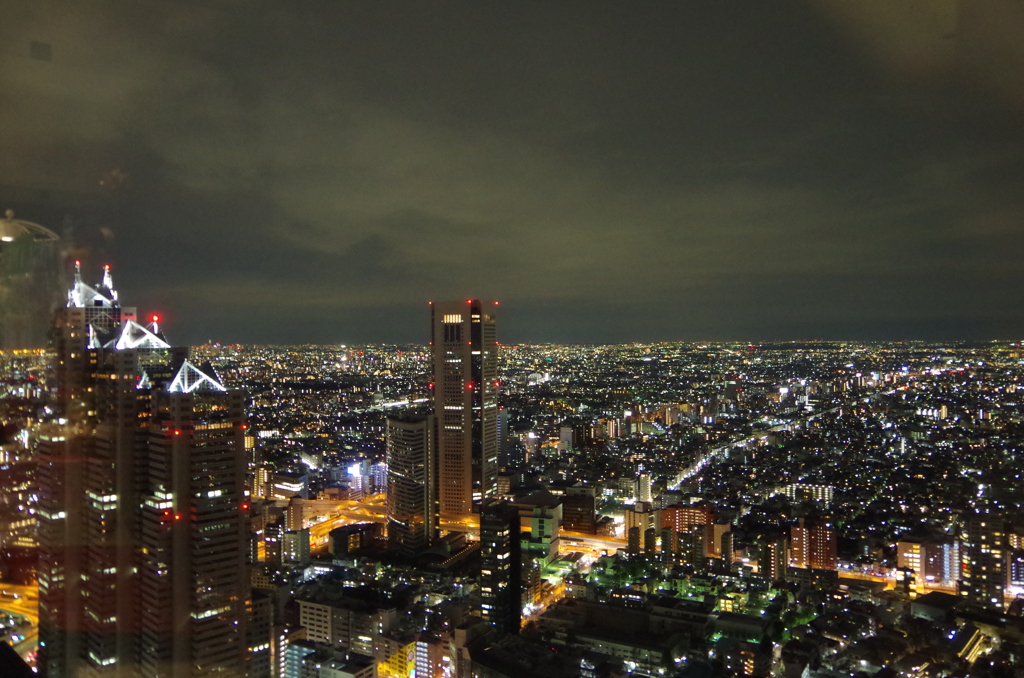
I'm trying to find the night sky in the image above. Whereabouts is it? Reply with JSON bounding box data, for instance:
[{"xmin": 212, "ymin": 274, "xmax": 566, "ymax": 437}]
[{"xmin": 3, "ymin": 1, "xmax": 1023, "ymax": 345}]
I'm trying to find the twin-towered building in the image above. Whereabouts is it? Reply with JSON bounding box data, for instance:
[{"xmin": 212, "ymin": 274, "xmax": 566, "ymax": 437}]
[{"xmin": 37, "ymin": 265, "xmax": 251, "ymax": 678}]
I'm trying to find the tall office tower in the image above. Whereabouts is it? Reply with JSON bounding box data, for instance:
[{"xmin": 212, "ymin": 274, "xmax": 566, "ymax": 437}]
[
  {"xmin": 38, "ymin": 263, "xmax": 139, "ymax": 678},
  {"xmin": 37, "ymin": 265, "xmax": 251, "ymax": 678},
  {"xmin": 960, "ymin": 511, "xmax": 1008, "ymax": 610},
  {"xmin": 479, "ymin": 501, "xmax": 521, "ymax": 635},
  {"xmin": 430, "ymin": 300, "xmax": 498, "ymax": 520},
  {"xmin": 386, "ymin": 413, "xmax": 436, "ymax": 556},
  {"xmin": 789, "ymin": 519, "xmax": 837, "ymax": 571},
  {"xmin": 136, "ymin": 375, "xmax": 248, "ymax": 677}
]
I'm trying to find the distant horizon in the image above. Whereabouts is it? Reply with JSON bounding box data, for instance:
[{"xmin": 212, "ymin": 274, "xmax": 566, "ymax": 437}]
[{"xmin": 186, "ymin": 337, "xmax": 1022, "ymax": 349}]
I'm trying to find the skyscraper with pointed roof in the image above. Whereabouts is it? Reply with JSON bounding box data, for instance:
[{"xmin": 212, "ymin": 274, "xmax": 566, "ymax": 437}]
[{"xmin": 37, "ymin": 265, "xmax": 251, "ymax": 678}]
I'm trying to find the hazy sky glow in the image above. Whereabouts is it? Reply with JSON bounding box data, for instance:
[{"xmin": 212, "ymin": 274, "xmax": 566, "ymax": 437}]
[{"xmin": 3, "ymin": 1, "xmax": 1023, "ymax": 344}]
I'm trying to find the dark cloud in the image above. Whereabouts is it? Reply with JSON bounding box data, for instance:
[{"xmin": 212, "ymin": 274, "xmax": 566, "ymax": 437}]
[{"xmin": 1, "ymin": 0, "xmax": 1022, "ymax": 344}]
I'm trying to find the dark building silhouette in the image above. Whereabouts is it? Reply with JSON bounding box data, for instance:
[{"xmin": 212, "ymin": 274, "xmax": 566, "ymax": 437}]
[
  {"xmin": 479, "ymin": 501, "xmax": 521, "ymax": 634},
  {"xmin": 385, "ymin": 413, "xmax": 436, "ymax": 556},
  {"xmin": 561, "ymin": 486, "xmax": 597, "ymax": 534}
]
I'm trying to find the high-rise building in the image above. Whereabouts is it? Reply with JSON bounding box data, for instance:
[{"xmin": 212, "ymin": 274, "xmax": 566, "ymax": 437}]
[
  {"xmin": 37, "ymin": 263, "xmax": 141, "ymax": 678},
  {"xmin": 789, "ymin": 519, "xmax": 837, "ymax": 571},
  {"xmin": 960, "ymin": 511, "xmax": 1008, "ymax": 610},
  {"xmin": 676, "ymin": 526, "xmax": 707, "ymax": 567},
  {"xmin": 37, "ymin": 265, "xmax": 251, "ymax": 678},
  {"xmin": 479, "ymin": 501, "xmax": 521, "ymax": 635},
  {"xmin": 430, "ymin": 300, "xmax": 499, "ymax": 520},
  {"xmin": 386, "ymin": 413, "xmax": 436, "ymax": 556},
  {"xmin": 760, "ymin": 537, "xmax": 788, "ymax": 583},
  {"xmin": 136, "ymin": 378, "xmax": 249, "ymax": 677},
  {"xmin": 561, "ymin": 486, "xmax": 597, "ymax": 534}
]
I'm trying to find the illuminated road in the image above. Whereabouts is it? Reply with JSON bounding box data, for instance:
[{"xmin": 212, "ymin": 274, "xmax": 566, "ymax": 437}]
[
  {"xmin": 837, "ymin": 571, "xmax": 894, "ymax": 588},
  {"xmin": 1, "ymin": 583, "xmax": 39, "ymax": 664},
  {"xmin": 558, "ymin": 530, "xmax": 626, "ymax": 555}
]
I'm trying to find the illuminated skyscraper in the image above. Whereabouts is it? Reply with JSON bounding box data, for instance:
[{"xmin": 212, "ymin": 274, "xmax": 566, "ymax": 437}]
[
  {"xmin": 430, "ymin": 300, "xmax": 499, "ymax": 520},
  {"xmin": 37, "ymin": 265, "xmax": 251, "ymax": 678},
  {"xmin": 38, "ymin": 263, "xmax": 137, "ymax": 678}
]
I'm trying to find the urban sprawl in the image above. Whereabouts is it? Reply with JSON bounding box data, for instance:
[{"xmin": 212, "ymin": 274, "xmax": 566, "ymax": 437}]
[{"xmin": 1, "ymin": 270, "xmax": 1023, "ymax": 678}]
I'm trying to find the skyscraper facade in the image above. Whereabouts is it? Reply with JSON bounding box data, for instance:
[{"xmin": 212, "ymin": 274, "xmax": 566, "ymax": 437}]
[
  {"xmin": 385, "ymin": 413, "xmax": 436, "ymax": 556},
  {"xmin": 430, "ymin": 300, "xmax": 498, "ymax": 521},
  {"xmin": 479, "ymin": 501, "xmax": 521, "ymax": 635},
  {"xmin": 37, "ymin": 265, "xmax": 250, "ymax": 678}
]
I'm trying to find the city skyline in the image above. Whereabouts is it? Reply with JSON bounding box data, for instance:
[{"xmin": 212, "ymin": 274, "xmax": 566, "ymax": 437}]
[
  {"xmin": 4, "ymin": 289, "xmax": 1024, "ymax": 675},
  {"xmin": 3, "ymin": 3, "xmax": 1024, "ymax": 676},
  {"xmin": 1, "ymin": 2, "xmax": 1023, "ymax": 345}
]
